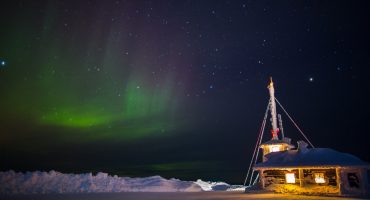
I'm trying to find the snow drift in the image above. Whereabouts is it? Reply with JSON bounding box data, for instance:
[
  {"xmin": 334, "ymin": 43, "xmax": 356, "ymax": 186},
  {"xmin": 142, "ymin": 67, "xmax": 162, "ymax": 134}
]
[
  {"xmin": 194, "ymin": 179, "xmax": 245, "ymax": 191},
  {"xmin": 0, "ymin": 170, "xmax": 202, "ymax": 194},
  {"xmin": 0, "ymin": 171, "xmax": 246, "ymax": 194}
]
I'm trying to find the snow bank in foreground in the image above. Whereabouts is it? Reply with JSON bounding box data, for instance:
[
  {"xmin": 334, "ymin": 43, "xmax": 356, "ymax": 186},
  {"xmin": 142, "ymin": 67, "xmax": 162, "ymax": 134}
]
[
  {"xmin": 0, "ymin": 171, "xmax": 202, "ymax": 194},
  {"xmin": 194, "ymin": 179, "xmax": 246, "ymax": 191},
  {"xmin": 0, "ymin": 171, "xmax": 247, "ymax": 194}
]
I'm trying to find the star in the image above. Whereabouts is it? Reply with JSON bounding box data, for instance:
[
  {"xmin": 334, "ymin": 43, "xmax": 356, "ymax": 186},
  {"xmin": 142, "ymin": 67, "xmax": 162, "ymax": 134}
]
[
  {"xmin": 1, "ymin": 60, "xmax": 5, "ymax": 66},
  {"xmin": 309, "ymin": 77, "xmax": 314, "ymax": 82}
]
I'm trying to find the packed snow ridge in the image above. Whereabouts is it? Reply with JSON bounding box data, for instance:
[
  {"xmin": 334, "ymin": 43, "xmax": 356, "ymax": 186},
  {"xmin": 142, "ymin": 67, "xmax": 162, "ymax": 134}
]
[
  {"xmin": 194, "ymin": 179, "xmax": 245, "ymax": 191},
  {"xmin": 0, "ymin": 171, "xmax": 245, "ymax": 194}
]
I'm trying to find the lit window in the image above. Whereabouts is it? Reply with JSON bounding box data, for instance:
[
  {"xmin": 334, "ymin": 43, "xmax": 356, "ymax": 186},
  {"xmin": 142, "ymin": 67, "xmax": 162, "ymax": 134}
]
[
  {"xmin": 270, "ymin": 145, "xmax": 280, "ymax": 152},
  {"xmin": 285, "ymin": 173, "xmax": 296, "ymax": 183},
  {"xmin": 314, "ymin": 173, "xmax": 325, "ymax": 183}
]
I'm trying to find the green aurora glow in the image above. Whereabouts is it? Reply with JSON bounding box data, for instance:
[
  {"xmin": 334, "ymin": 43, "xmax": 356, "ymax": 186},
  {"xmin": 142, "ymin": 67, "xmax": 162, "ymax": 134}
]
[{"xmin": 0, "ymin": 5, "xmax": 185, "ymax": 142}]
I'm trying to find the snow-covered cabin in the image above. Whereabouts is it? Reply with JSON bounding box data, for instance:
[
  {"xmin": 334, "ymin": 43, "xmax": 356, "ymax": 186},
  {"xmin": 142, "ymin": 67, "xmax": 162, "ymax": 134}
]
[
  {"xmin": 247, "ymin": 79, "xmax": 370, "ymax": 196},
  {"xmin": 254, "ymin": 140, "xmax": 370, "ymax": 196}
]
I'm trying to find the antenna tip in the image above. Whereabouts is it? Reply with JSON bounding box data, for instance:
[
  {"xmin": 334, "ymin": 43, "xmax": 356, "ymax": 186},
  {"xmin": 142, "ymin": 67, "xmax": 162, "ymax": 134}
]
[{"xmin": 268, "ymin": 77, "xmax": 274, "ymax": 88}]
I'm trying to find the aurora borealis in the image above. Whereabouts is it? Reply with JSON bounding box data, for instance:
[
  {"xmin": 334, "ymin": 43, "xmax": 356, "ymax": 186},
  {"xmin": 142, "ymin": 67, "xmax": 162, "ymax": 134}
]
[
  {"xmin": 1, "ymin": 0, "xmax": 370, "ymax": 183},
  {"xmin": 1, "ymin": 1, "xmax": 186, "ymax": 141}
]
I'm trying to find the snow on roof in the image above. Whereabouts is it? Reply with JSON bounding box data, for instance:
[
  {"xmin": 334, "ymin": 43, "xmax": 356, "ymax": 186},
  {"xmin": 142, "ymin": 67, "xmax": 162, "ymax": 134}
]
[{"xmin": 254, "ymin": 148, "xmax": 370, "ymax": 168}]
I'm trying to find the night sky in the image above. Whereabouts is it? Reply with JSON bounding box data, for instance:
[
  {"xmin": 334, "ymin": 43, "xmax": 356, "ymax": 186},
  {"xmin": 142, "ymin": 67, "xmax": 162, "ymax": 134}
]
[{"xmin": 1, "ymin": 0, "xmax": 370, "ymax": 184}]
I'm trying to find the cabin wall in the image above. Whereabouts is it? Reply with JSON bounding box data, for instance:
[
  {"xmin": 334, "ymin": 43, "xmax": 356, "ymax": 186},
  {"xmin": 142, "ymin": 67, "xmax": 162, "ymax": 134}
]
[
  {"xmin": 366, "ymin": 168, "xmax": 370, "ymax": 195},
  {"xmin": 262, "ymin": 169, "xmax": 299, "ymax": 187},
  {"xmin": 261, "ymin": 168, "xmax": 337, "ymax": 186},
  {"xmin": 258, "ymin": 168, "xmax": 340, "ymax": 195},
  {"xmin": 302, "ymin": 169, "xmax": 337, "ymax": 186},
  {"xmin": 340, "ymin": 167, "xmax": 369, "ymax": 196},
  {"xmin": 258, "ymin": 167, "xmax": 370, "ymax": 196}
]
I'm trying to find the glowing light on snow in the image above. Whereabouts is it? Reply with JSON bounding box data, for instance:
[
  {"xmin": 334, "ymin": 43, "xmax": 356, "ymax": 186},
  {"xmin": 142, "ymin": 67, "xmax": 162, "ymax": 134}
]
[
  {"xmin": 269, "ymin": 145, "xmax": 281, "ymax": 152},
  {"xmin": 314, "ymin": 173, "xmax": 325, "ymax": 183},
  {"xmin": 285, "ymin": 173, "xmax": 296, "ymax": 183}
]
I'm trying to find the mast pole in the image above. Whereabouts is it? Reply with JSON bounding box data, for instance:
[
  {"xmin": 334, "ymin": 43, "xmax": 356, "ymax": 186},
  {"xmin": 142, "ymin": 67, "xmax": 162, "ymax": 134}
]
[
  {"xmin": 268, "ymin": 77, "xmax": 279, "ymax": 140},
  {"xmin": 278, "ymin": 114, "xmax": 285, "ymax": 139}
]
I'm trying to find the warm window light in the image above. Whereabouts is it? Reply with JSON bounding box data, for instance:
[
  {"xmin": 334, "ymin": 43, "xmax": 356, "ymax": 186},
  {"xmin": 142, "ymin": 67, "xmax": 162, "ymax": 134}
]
[
  {"xmin": 285, "ymin": 173, "xmax": 296, "ymax": 183},
  {"xmin": 314, "ymin": 173, "xmax": 325, "ymax": 183},
  {"xmin": 270, "ymin": 145, "xmax": 281, "ymax": 152}
]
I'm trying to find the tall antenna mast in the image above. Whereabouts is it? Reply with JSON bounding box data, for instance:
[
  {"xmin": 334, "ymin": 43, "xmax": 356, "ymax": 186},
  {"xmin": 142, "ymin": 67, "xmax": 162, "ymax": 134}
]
[
  {"xmin": 278, "ymin": 114, "xmax": 285, "ymax": 139},
  {"xmin": 268, "ymin": 77, "xmax": 279, "ymax": 140}
]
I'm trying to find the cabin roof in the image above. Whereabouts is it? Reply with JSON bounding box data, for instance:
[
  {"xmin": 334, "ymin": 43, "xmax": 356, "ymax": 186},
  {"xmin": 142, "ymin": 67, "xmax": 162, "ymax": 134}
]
[{"xmin": 254, "ymin": 148, "xmax": 370, "ymax": 168}]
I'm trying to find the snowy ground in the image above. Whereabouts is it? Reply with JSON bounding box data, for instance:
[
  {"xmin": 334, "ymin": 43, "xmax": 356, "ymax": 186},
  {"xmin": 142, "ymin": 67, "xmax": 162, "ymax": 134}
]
[
  {"xmin": 1, "ymin": 171, "xmax": 368, "ymax": 199},
  {"xmin": 1, "ymin": 192, "xmax": 369, "ymax": 200}
]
